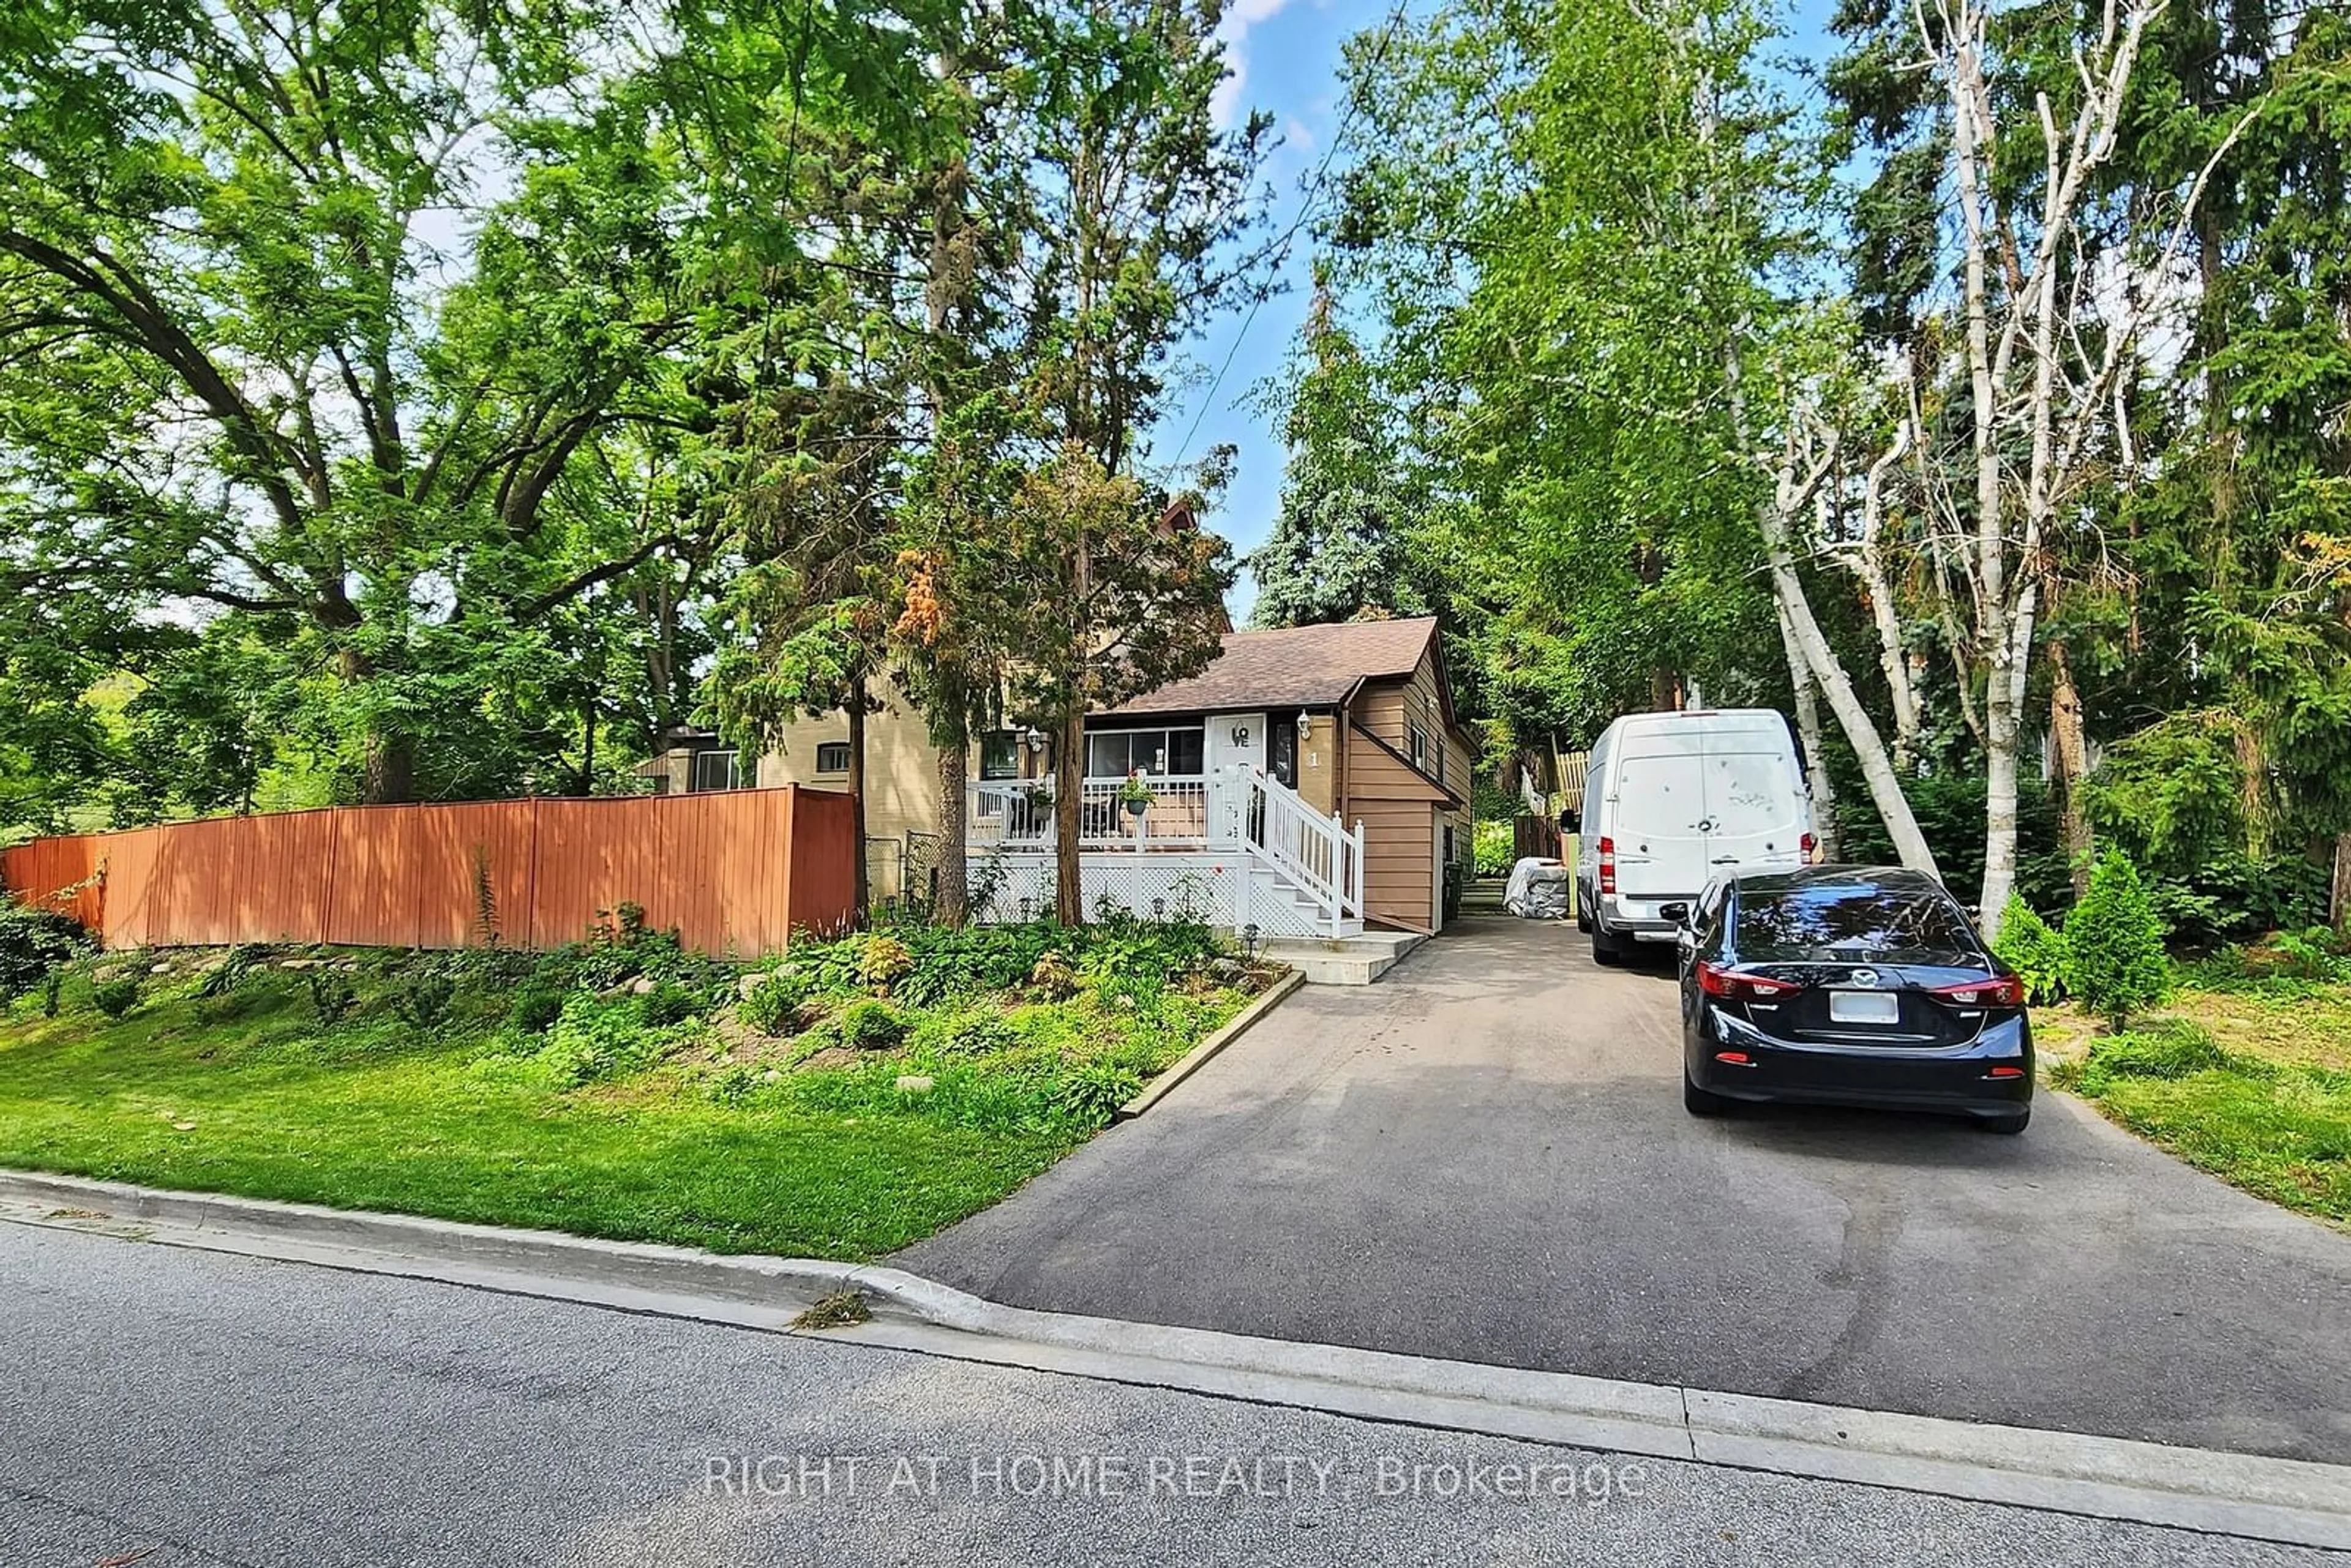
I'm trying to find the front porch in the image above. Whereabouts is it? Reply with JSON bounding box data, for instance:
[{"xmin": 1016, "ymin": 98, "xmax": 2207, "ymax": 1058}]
[{"xmin": 966, "ymin": 766, "xmax": 1367, "ymax": 939}]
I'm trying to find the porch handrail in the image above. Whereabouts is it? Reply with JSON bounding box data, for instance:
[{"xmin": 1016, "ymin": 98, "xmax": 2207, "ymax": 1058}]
[
  {"xmin": 969, "ymin": 773, "xmax": 1218, "ymax": 849},
  {"xmin": 1234, "ymin": 766, "xmax": 1365, "ymax": 936}
]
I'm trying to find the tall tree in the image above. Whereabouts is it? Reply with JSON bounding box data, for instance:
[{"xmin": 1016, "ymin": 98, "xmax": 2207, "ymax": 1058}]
[
  {"xmin": 0, "ymin": 0, "xmax": 726, "ymax": 802},
  {"xmin": 1246, "ymin": 282, "xmax": 1424, "ymax": 628},
  {"xmin": 1002, "ymin": 449, "xmax": 1234, "ymax": 924},
  {"xmin": 999, "ymin": 0, "xmax": 1269, "ymax": 923}
]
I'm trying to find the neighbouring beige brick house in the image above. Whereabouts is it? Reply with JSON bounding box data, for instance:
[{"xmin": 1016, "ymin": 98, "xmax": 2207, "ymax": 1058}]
[{"xmin": 748, "ymin": 617, "xmax": 1477, "ymax": 936}]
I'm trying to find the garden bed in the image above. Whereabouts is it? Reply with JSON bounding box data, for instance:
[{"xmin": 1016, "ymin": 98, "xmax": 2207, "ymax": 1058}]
[
  {"xmin": 2044, "ymin": 940, "xmax": 2351, "ymax": 1229},
  {"xmin": 0, "ymin": 909, "xmax": 1281, "ymax": 1258}
]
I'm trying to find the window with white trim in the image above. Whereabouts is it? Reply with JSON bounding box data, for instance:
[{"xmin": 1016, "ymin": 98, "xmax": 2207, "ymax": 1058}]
[
  {"xmin": 1084, "ymin": 726, "xmax": 1205, "ymax": 779},
  {"xmin": 1408, "ymin": 721, "xmax": 1432, "ymax": 775}
]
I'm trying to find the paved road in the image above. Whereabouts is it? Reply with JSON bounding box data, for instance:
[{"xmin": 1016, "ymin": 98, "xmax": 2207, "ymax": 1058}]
[
  {"xmin": 900, "ymin": 916, "xmax": 2351, "ymax": 1464},
  {"xmin": 1, "ymin": 1223, "xmax": 2334, "ymax": 1567}
]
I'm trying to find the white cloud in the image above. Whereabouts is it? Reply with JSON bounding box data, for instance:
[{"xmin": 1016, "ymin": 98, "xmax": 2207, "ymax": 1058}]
[{"xmin": 1210, "ymin": 0, "xmax": 1302, "ymax": 128}]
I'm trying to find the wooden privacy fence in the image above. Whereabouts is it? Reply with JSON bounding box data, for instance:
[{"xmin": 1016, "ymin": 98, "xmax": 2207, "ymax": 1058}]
[{"xmin": 0, "ymin": 787, "xmax": 858, "ymax": 956}]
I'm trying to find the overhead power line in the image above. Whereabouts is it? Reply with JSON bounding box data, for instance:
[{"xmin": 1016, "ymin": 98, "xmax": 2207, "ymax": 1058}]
[{"xmin": 1172, "ymin": 0, "xmax": 1415, "ymax": 468}]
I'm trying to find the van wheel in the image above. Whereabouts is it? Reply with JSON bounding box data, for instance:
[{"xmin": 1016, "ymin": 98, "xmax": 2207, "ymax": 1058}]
[
  {"xmin": 1591, "ymin": 925, "xmax": 1622, "ymax": 966},
  {"xmin": 1683, "ymin": 1071, "xmax": 1731, "ymax": 1117}
]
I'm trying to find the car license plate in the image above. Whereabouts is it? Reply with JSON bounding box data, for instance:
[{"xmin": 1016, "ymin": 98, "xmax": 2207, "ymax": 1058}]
[{"xmin": 1830, "ymin": 991, "xmax": 1900, "ymax": 1024}]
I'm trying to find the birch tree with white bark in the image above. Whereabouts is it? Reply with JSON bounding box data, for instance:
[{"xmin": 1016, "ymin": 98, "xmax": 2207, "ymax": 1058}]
[{"xmin": 1888, "ymin": 0, "xmax": 2253, "ymax": 935}]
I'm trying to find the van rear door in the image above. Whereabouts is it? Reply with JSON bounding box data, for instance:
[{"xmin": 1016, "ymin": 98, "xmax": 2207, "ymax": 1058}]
[
  {"xmin": 1611, "ymin": 749, "xmax": 1710, "ymax": 899},
  {"xmin": 1700, "ymin": 745, "xmax": 1805, "ymax": 876}
]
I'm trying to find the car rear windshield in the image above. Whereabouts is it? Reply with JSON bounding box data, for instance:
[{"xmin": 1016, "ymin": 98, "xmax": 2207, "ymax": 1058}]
[{"xmin": 1734, "ymin": 883, "xmax": 1982, "ymax": 964}]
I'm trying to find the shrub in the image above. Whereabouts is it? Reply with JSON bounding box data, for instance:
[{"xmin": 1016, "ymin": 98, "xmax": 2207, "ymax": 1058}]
[
  {"xmin": 392, "ymin": 973, "xmax": 456, "ymax": 1029},
  {"xmin": 891, "ymin": 923, "xmax": 1065, "ymax": 1006},
  {"xmin": 2074, "ymin": 1019, "xmax": 2230, "ymax": 1095},
  {"xmin": 2066, "ymin": 850, "xmax": 2171, "ymax": 1028},
  {"xmin": 1473, "ymin": 819, "xmax": 1516, "ymax": 879},
  {"xmin": 1991, "ymin": 896, "xmax": 2070, "ymax": 1004},
  {"xmin": 538, "ymin": 996, "xmax": 669, "ymax": 1086},
  {"xmin": 848, "ymin": 934, "xmax": 913, "ymax": 996},
  {"xmin": 0, "ymin": 896, "xmax": 89, "ymax": 1005},
  {"xmin": 637, "ymin": 981, "xmax": 703, "ymax": 1027},
  {"xmin": 706, "ymin": 1062, "xmax": 769, "ymax": 1108},
  {"xmin": 199, "ymin": 943, "xmax": 274, "ymax": 1000},
  {"xmin": 906, "ymin": 1007, "xmax": 1016, "ymax": 1057},
  {"xmin": 741, "ymin": 970, "xmax": 814, "ymax": 1037},
  {"xmin": 1052, "ymin": 1059, "xmax": 1144, "ymax": 1130},
  {"xmin": 2273, "ymin": 925, "xmax": 2349, "ymax": 983},
  {"xmin": 838, "ymin": 999, "xmax": 909, "ymax": 1051},
  {"xmin": 305, "ymin": 970, "xmax": 358, "ymax": 1024},
  {"xmin": 91, "ymin": 977, "xmax": 142, "ymax": 1018},
  {"xmin": 506, "ymin": 981, "xmax": 565, "ymax": 1034},
  {"xmin": 1029, "ymin": 950, "xmax": 1079, "ymax": 1000},
  {"xmin": 570, "ymin": 902, "xmax": 686, "ymax": 989}
]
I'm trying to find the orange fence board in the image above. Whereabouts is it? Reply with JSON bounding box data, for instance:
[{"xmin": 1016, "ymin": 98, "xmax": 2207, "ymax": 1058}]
[{"xmin": 1, "ymin": 788, "xmax": 856, "ymax": 956}]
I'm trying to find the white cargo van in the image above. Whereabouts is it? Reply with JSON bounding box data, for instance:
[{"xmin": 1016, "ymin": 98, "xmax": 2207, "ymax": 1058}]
[{"xmin": 1574, "ymin": 710, "xmax": 1812, "ymax": 964}]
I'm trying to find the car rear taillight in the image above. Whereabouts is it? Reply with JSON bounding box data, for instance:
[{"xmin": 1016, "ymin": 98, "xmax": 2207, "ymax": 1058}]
[
  {"xmin": 1696, "ymin": 961, "xmax": 1803, "ymax": 1002},
  {"xmin": 1931, "ymin": 975, "xmax": 2026, "ymax": 1007},
  {"xmin": 1800, "ymin": 831, "xmax": 1817, "ymax": 860},
  {"xmin": 1597, "ymin": 836, "xmax": 1616, "ymax": 895}
]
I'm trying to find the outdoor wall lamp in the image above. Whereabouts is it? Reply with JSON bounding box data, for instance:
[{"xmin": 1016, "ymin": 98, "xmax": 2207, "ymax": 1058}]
[
  {"xmin": 1022, "ymin": 727, "xmax": 1047, "ymax": 752},
  {"xmin": 1296, "ymin": 710, "xmax": 1313, "ymax": 741}
]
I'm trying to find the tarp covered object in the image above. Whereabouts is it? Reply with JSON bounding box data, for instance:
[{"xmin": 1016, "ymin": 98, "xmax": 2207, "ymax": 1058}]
[{"xmin": 1505, "ymin": 857, "xmax": 1571, "ymax": 919}]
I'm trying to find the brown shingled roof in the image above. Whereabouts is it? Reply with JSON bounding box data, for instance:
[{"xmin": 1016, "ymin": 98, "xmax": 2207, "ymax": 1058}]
[{"xmin": 1102, "ymin": 616, "xmax": 1439, "ymax": 717}]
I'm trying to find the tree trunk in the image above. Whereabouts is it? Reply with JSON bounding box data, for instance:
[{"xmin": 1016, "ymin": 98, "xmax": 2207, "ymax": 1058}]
[
  {"xmin": 363, "ymin": 735, "xmax": 413, "ymax": 805},
  {"xmin": 2047, "ymin": 637, "xmax": 2094, "ymax": 902},
  {"xmin": 341, "ymin": 644, "xmax": 412, "ymax": 805},
  {"xmin": 1771, "ymin": 554, "xmax": 1935, "ymax": 877},
  {"xmin": 1054, "ymin": 707, "xmax": 1084, "ymax": 925},
  {"xmin": 1977, "ymin": 646, "xmax": 2025, "ymax": 934},
  {"xmin": 847, "ymin": 679, "xmax": 870, "ymax": 921},
  {"xmin": 1775, "ymin": 599, "xmax": 1839, "ymax": 860},
  {"xmin": 579, "ymin": 700, "xmax": 596, "ymax": 797},
  {"xmin": 2331, "ymin": 831, "xmax": 2351, "ymax": 936},
  {"xmin": 936, "ymin": 737, "xmax": 968, "ymax": 927}
]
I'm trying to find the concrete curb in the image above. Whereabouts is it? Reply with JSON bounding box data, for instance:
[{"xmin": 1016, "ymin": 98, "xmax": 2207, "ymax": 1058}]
[
  {"xmin": 1115, "ymin": 968, "xmax": 1304, "ymax": 1121},
  {"xmin": 4, "ymin": 1168, "xmax": 2347, "ymax": 1550}
]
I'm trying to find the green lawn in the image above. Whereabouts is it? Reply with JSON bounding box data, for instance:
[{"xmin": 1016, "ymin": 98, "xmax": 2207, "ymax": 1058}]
[
  {"xmin": 2045, "ymin": 967, "xmax": 2351, "ymax": 1229},
  {"xmin": 0, "ymin": 922, "xmax": 1259, "ymax": 1259}
]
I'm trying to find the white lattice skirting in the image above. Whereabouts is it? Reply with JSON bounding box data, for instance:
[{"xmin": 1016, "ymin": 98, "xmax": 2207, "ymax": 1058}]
[{"xmin": 966, "ymin": 849, "xmax": 1343, "ymax": 937}]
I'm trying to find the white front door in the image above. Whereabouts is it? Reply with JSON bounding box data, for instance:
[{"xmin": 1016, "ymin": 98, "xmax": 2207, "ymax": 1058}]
[{"xmin": 1204, "ymin": 712, "xmax": 1267, "ymax": 776}]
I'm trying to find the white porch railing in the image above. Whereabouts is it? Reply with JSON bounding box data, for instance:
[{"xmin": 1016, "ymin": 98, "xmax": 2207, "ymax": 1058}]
[
  {"xmin": 966, "ymin": 765, "xmax": 1365, "ymax": 937},
  {"xmin": 1236, "ymin": 768, "xmax": 1365, "ymax": 936},
  {"xmin": 969, "ymin": 774, "xmax": 1213, "ymax": 850}
]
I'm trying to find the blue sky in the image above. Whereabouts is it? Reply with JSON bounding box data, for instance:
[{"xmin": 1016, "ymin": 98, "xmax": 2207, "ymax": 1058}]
[
  {"xmin": 1155, "ymin": 0, "xmax": 1844, "ymax": 622},
  {"xmin": 1144, "ymin": 0, "xmax": 1369, "ymax": 623}
]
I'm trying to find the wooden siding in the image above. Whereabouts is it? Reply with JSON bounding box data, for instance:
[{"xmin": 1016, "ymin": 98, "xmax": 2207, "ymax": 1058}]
[
  {"xmin": 0, "ymin": 789, "xmax": 855, "ymax": 956},
  {"xmin": 1352, "ymin": 653, "xmax": 1474, "ymax": 798},
  {"xmin": 1344, "ymin": 739, "xmax": 1440, "ymax": 932}
]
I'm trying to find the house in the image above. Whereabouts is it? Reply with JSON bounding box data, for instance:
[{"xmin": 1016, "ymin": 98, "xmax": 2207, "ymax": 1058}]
[
  {"xmin": 757, "ymin": 616, "xmax": 1479, "ymax": 936},
  {"xmin": 634, "ymin": 724, "xmax": 747, "ymax": 795}
]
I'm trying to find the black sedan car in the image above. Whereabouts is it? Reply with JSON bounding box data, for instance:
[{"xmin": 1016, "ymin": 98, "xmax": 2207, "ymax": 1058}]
[{"xmin": 1670, "ymin": 866, "xmax": 2032, "ymax": 1133}]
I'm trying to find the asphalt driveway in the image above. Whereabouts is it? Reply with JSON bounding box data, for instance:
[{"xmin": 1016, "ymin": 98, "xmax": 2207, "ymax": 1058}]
[{"xmin": 898, "ymin": 916, "xmax": 2351, "ymax": 1463}]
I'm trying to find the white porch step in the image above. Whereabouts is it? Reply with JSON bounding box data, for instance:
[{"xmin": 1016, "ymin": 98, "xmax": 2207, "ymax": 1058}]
[{"xmin": 1261, "ymin": 930, "xmax": 1427, "ymax": 986}]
